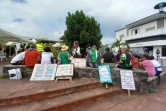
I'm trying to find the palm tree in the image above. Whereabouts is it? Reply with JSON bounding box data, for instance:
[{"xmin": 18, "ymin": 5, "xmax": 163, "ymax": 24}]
[{"xmin": 111, "ymin": 36, "xmax": 130, "ymax": 50}]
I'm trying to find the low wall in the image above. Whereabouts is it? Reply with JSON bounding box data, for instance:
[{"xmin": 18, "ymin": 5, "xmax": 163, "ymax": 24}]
[{"xmin": 3, "ymin": 65, "xmax": 166, "ymax": 92}]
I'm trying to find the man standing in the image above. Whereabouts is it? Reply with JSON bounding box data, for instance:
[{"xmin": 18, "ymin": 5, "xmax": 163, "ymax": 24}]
[
  {"xmin": 156, "ymin": 49, "xmax": 160, "ymax": 61},
  {"xmin": 87, "ymin": 45, "xmax": 100, "ymax": 68},
  {"xmin": 24, "ymin": 44, "xmax": 41, "ymax": 67}
]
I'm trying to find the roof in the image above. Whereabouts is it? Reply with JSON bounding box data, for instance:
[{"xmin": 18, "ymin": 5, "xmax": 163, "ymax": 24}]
[
  {"xmin": 0, "ymin": 28, "xmax": 32, "ymax": 42},
  {"xmin": 115, "ymin": 13, "xmax": 166, "ymax": 32}
]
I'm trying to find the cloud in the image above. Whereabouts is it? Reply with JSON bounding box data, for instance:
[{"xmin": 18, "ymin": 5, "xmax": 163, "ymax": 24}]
[{"xmin": 0, "ymin": 0, "xmax": 164, "ymax": 45}]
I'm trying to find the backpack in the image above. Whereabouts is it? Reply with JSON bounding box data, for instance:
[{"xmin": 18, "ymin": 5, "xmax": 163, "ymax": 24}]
[{"xmin": 130, "ymin": 54, "xmax": 139, "ymax": 69}]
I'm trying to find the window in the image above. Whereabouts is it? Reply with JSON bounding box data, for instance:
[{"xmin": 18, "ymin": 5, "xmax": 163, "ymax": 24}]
[
  {"xmin": 157, "ymin": 19, "xmax": 164, "ymax": 29},
  {"xmin": 162, "ymin": 46, "xmax": 166, "ymax": 56},
  {"xmin": 131, "ymin": 29, "xmax": 139, "ymax": 35},
  {"xmin": 146, "ymin": 27, "xmax": 155, "ymax": 32}
]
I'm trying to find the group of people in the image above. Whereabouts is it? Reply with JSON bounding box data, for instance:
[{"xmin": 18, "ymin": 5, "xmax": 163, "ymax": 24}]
[{"xmin": 10, "ymin": 41, "xmax": 162, "ymax": 78}]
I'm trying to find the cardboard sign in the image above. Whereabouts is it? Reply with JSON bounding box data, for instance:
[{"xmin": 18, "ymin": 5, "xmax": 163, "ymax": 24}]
[
  {"xmin": 98, "ymin": 65, "xmax": 113, "ymax": 83},
  {"xmin": 56, "ymin": 64, "xmax": 74, "ymax": 77},
  {"xmin": 120, "ymin": 70, "xmax": 135, "ymax": 90},
  {"xmin": 71, "ymin": 58, "xmax": 86, "ymax": 68},
  {"xmin": 30, "ymin": 64, "xmax": 57, "ymax": 81}
]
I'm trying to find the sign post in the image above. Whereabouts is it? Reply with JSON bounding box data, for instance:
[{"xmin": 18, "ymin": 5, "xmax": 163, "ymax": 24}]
[
  {"xmin": 71, "ymin": 58, "xmax": 86, "ymax": 68},
  {"xmin": 55, "ymin": 64, "xmax": 74, "ymax": 81},
  {"xmin": 98, "ymin": 65, "xmax": 113, "ymax": 89},
  {"xmin": 120, "ymin": 70, "xmax": 135, "ymax": 96},
  {"xmin": 30, "ymin": 64, "xmax": 57, "ymax": 81}
]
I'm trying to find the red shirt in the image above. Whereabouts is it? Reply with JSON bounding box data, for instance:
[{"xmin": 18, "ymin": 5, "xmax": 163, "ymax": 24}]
[{"xmin": 25, "ymin": 50, "xmax": 41, "ymax": 67}]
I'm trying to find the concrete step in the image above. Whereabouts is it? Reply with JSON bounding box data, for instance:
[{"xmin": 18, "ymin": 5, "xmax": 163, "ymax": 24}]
[
  {"xmin": 0, "ymin": 86, "xmax": 125, "ymax": 111},
  {"xmin": 0, "ymin": 78, "xmax": 103, "ymax": 106}
]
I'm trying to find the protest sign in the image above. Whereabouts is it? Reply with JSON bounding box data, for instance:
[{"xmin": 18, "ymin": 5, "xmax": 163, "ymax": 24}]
[
  {"xmin": 120, "ymin": 70, "xmax": 135, "ymax": 96},
  {"xmin": 56, "ymin": 64, "xmax": 74, "ymax": 77},
  {"xmin": 71, "ymin": 58, "xmax": 86, "ymax": 68},
  {"xmin": 30, "ymin": 64, "xmax": 57, "ymax": 81},
  {"xmin": 98, "ymin": 65, "xmax": 112, "ymax": 84}
]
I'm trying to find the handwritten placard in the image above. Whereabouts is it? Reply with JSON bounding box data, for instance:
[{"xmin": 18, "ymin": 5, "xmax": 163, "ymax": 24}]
[
  {"xmin": 71, "ymin": 58, "xmax": 86, "ymax": 68},
  {"xmin": 30, "ymin": 64, "xmax": 57, "ymax": 81},
  {"xmin": 120, "ymin": 70, "xmax": 135, "ymax": 90},
  {"xmin": 56, "ymin": 64, "xmax": 74, "ymax": 77},
  {"xmin": 98, "ymin": 65, "xmax": 112, "ymax": 83}
]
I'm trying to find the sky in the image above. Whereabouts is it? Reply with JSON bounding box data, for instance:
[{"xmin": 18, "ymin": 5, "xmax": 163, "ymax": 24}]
[{"xmin": 0, "ymin": 0, "xmax": 164, "ymax": 45}]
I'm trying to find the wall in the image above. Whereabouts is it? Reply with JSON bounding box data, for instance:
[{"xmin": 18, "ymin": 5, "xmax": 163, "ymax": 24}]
[
  {"xmin": 115, "ymin": 28, "xmax": 127, "ymax": 42},
  {"xmin": 128, "ymin": 21, "xmax": 157, "ymax": 36}
]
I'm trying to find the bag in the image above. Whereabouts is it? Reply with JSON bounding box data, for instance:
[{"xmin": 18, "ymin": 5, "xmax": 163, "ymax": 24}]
[
  {"xmin": 8, "ymin": 68, "xmax": 22, "ymax": 80},
  {"xmin": 130, "ymin": 54, "xmax": 139, "ymax": 69}
]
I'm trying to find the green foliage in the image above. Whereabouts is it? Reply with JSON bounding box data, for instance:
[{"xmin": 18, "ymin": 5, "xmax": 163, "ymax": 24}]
[
  {"xmin": 36, "ymin": 38, "xmax": 47, "ymax": 44},
  {"xmin": 111, "ymin": 36, "xmax": 130, "ymax": 50},
  {"xmin": 0, "ymin": 40, "xmax": 7, "ymax": 47},
  {"xmin": 61, "ymin": 10, "xmax": 102, "ymax": 51}
]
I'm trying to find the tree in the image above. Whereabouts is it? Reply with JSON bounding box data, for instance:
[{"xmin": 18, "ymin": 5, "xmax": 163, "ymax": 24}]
[
  {"xmin": 60, "ymin": 10, "xmax": 102, "ymax": 51},
  {"xmin": 111, "ymin": 36, "xmax": 130, "ymax": 50}
]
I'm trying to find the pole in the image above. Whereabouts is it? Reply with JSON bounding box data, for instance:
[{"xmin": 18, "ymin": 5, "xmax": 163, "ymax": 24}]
[{"xmin": 128, "ymin": 90, "xmax": 131, "ymax": 97}]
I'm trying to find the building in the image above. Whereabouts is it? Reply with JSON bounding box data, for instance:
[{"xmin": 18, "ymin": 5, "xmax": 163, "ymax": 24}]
[{"xmin": 115, "ymin": 3, "xmax": 166, "ymax": 59}]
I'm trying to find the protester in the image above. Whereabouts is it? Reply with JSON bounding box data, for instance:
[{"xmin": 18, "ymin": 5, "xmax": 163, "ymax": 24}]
[
  {"xmin": 58, "ymin": 45, "xmax": 70, "ymax": 64},
  {"xmin": 36, "ymin": 42, "xmax": 44, "ymax": 52},
  {"xmin": 5, "ymin": 46, "xmax": 10, "ymax": 58},
  {"xmin": 0, "ymin": 44, "xmax": 2, "ymax": 51},
  {"xmin": 24, "ymin": 44, "xmax": 41, "ymax": 67},
  {"xmin": 41, "ymin": 47, "xmax": 54, "ymax": 64},
  {"xmin": 117, "ymin": 47, "xmax": 131, "ymax": 69},
  {"xmin": 139, "ymin": 54, "xmax": 156, "ymax": 77},
  {"xmin": 116, "ymin": 48, "xmax": 122, "ymax": 61},
  {"xmin": 87, "ymin": 45, "xmax": 100, "ymax": 68},
  {"xmin": 101, "ymin": 47, "xmax": 114, "ymax": 67},
  {"xmin": 10, "ymin": 45, "xmax": 16, "ymax": 56},
  {"xmin": 156, "ymin": 49, "xmax": 160, "ymax": 61},
  {"xmin": 149, "ymin": 56, "xmax": 162, "ymax": 76},
  {"xmin": 11, "ymin": 52, "xmax": 25, "ymax": 65},
  {"xmin": 72, "ymin": 41, "xmax": 81, "ymax": 58},
  {"xmin": 53, "ymin": 43, "xmax": 62, "ymax": 53},
  {"xmin": 84, "ymin": 47, "xmax": 90, "ymax": 66}
]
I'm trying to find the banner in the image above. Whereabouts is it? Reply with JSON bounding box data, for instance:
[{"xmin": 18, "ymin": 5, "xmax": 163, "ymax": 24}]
[
  {"xmin": 120, "ymin": 70, "xmax": 135, "ymax": 90},
  {"xmin": 56, "ymin": 64, "xmax": 74, "ymax": 77},
  {"xmin": 71, "ymin": 58, "xmax": 86, "ymax": 68},
  {"xmin": 98, "ymin": 65, "xmax": 112, "ymax": 83},
  {"xmin": 30, "ymin": 64, "xmax": 57, "ymax": 81}
]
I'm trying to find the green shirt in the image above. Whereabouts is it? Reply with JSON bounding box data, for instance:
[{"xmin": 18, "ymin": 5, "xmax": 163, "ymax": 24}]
[{"xmin": 60, "ymin": 52, "xmax": 69, "ymax": 64}]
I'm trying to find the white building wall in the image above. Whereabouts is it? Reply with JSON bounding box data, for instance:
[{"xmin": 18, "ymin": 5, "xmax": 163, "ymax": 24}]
[
  {"xmin": 115, "ymin": 28, "xmax": 127, "ymax": 42},
  {"xmin": 128, "ymin": 21, "xmax": 157, "ymax": 36}
]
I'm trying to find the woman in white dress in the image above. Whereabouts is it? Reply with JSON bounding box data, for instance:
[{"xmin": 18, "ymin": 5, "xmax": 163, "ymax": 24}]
[{"xmin": 41, "ymin": 47, "xmax": 54, "ymax": 64}]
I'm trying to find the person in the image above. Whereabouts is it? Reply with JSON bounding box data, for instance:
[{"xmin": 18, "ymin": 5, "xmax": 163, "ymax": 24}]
[
  {"xmin": 58, "ymin": 45, "xmax": 70, "ymax": 64},
  {"xmin": 11, "ymin": 52, "xmax": 25, "ymax": 65},
  {"xmin": 139, "ymin": 54, "xmax": 156, "ymax": 77},
  {"xmin": 10, "ymin": 45, "xmax": 16, "ymax": 56},
  {"xmin": 149, "ymin": 56, "xmax": 162, "ymax": 77},
  {"xmin": 156, "ymin": 49, "xmax": 160, "ymax": 61},
  {"xmin": 117, "ymin": 47, "xmax": 131, "ymax": 69},
  {"xmin": 87, "ymin": 45, "xmax": 100, "ymax": 68},
  {"xmin": 84, "ymin": 47, "xmax": 90, "ymax": 66},
  {"xmin": 101, "ymin": 47, "xmax": 114, "ymax": 67},
  {"xmin": 53, "ymin": 43, "xmax": 62, "ymax": 52},
  {"xmin": 36, "ymin": 42, "xmax": 44, "ymax": 52},
  {"xmin": 116, "ymin": 48, "xmax": 122, "ymax": 61},
  {"xmin": 5, "ymin": 46, "xmax": 10, "ymax": 58},
  {"xmin": 0, "ymin": 44, "xmax": 2, "ymax": 51},
  {"xmin": 72, "ymin": 41, "xmax": 81, "ymax": 58},
  {"xmin": 41, "ymin": 47, "xmax": 54, "ymax": 64},
  {"xmin": 24, "ymin": 44, "xmax": 41, "ymax": 67}
]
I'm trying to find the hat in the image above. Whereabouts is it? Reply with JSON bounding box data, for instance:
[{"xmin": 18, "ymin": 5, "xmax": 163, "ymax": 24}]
[
  {"xmin": 52, "ymin": 43, "xmax": 62, "ymax": 47},
  {"xmin": 61, "ymin": 45, "xmax": 68, "ymax": 51}
]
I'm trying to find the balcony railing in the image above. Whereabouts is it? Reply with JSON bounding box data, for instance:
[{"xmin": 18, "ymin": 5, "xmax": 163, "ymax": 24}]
[{"xmin": 125, "ymin": 29, "xmax": 166, "ymax": 41}]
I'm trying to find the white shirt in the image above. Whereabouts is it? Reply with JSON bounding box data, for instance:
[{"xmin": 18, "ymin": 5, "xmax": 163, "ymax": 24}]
[
  {"xmin": 72, "ymin": 47, "xmax": 81, "ymax": 56},
  {"xmin": 41, "ymin": 52, "xmax": 54, "ymax": 64},
  {"xmin": 11, "ymin": 52, "xmax": 25, "ymax": 63},
  {"xmin": 151, "ymin": 60, "xmax": 162, "ymax": 71}
]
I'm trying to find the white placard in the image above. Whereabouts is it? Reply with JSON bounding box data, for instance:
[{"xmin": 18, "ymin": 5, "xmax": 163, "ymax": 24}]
[
  {"xmin": 120, "ymin": 70, "xmax": 135, "ymax": 90},
  {"xmin": 30, "ymin": 64, "xmax": 57, "ymax": 81},
  {"xmin": 56, "ymin": 64, "xmax": 74, "ymax": 77},
  {"xmin": 71, "ymin": 58, "xmax": 86, "ymax": 68}
]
